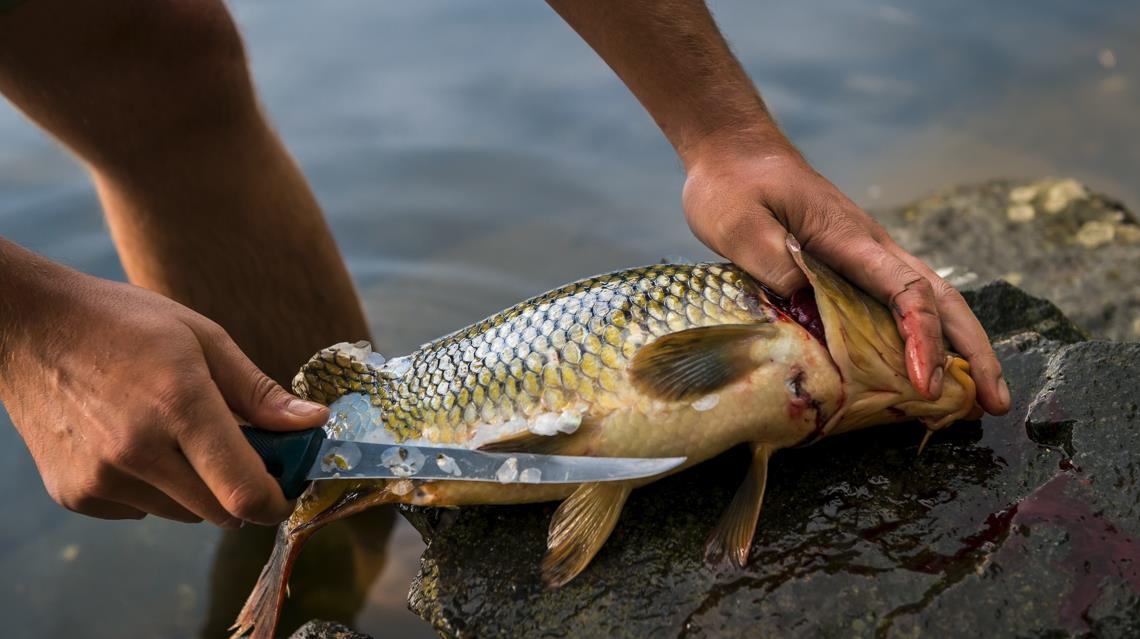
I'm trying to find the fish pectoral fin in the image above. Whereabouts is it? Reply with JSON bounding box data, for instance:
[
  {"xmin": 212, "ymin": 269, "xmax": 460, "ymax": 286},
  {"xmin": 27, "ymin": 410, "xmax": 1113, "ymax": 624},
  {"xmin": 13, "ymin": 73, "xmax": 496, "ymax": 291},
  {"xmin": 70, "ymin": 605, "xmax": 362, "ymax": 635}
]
[
  {"xmin": 629, "ymin": 323, "xmax": 778, "ymax": 401},
  {"xmin": 542, "ymin": 482, "xmax": 632, "ymax": 588},
  {"xmin": 703, "ymin": 443, "xmax": 774, "ymax": 567}
]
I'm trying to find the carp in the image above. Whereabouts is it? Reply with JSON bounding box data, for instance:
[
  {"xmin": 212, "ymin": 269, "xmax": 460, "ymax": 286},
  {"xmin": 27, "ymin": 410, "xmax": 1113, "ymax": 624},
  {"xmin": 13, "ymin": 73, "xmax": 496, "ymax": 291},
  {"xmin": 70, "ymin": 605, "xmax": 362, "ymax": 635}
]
[{"xmin": 231, "ymin": 238, "xmax": 979, "ymax": 638}]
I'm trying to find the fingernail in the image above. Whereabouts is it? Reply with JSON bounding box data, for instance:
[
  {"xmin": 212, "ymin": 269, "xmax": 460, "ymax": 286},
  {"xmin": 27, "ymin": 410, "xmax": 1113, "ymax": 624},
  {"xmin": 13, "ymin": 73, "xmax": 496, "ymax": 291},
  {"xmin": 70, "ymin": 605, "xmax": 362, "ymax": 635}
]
[
  {"xmin": 928, "ymin": 366, "xmax": 944, "ymax": 398},
  {"xmin": 287, "ymin": 398, "xmax": 327, "ymax": 418},
  {"xmin": 220, "ymin": 517, "xmax": 242, "ymax": 530},
  {"xmin": 997, "ymin": 377, "xmax": 1011, "ymax": 408}
]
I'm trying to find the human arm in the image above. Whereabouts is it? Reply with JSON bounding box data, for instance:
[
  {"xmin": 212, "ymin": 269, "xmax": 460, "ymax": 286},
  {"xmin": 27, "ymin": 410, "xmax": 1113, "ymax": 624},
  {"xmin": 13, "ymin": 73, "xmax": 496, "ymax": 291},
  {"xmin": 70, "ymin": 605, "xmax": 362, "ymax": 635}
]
[
  {"xmin": 547, "ymin": 0, "xmax": 1010, "ymax": 414},
  {"xmin": 0, "ymin": 0, "xmax": 369, "ymax": 525},
  {"xmin": 0, "ymin": 238, "xmax": 331, "ymax": 525}
]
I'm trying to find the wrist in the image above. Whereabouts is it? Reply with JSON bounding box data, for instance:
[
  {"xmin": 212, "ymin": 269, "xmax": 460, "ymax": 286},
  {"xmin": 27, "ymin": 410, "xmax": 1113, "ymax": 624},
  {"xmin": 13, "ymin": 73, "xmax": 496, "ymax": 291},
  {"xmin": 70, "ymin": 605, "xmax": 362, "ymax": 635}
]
[
  {"xmin": 0, "ymin": 239, "xmax": 83, "ymax": 375},
  {"xmin": 678, "ymin": 120, "xmax": 804, "ymax": 177}
]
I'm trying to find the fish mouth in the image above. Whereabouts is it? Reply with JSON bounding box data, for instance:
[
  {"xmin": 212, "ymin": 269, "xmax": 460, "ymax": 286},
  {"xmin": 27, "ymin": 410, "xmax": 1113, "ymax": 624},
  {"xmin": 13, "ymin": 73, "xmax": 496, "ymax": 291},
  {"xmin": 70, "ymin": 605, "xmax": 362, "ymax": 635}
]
[{"xmin": 783, "ymin": 236, "xmax": 980, "ymax": 436}]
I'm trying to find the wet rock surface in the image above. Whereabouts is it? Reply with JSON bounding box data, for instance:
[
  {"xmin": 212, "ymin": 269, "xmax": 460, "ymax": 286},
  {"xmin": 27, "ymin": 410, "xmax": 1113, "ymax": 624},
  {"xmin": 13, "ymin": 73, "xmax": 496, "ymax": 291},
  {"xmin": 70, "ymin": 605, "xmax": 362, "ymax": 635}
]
[
  {"xmin": 874, "ymin": 177, "xmax": 1140, "ymax": 341},
  {"xmin": 289, "ymin": 620, "xmax": 374, "ymax": 639},
  {"xmin": 406, "ymin": 284, "xmax": 1140, "ymax": 638}
]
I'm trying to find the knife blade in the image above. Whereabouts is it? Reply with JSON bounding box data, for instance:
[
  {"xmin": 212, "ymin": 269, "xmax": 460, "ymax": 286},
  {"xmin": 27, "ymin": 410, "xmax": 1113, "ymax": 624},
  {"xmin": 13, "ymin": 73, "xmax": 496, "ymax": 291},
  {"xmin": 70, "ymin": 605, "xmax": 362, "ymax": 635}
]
[{"xmin": 241, "ymin": 426, "xmax": 686, "ymax": 499}]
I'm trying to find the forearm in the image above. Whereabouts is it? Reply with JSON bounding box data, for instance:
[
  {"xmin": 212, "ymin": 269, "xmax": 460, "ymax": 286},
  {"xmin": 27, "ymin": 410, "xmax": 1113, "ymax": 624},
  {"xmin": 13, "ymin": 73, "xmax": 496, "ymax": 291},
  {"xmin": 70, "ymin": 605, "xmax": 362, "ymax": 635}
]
[
  {"xmin": 0, "ymin": 0, "xmax": 367, "ymax": 384},
  {"xmin": 547, "ymin": 0, "xmax": 788, "ymax": 168},
  {"xmin": 90, "ymin": 130, "xmax": 366, "ymax": 384}
]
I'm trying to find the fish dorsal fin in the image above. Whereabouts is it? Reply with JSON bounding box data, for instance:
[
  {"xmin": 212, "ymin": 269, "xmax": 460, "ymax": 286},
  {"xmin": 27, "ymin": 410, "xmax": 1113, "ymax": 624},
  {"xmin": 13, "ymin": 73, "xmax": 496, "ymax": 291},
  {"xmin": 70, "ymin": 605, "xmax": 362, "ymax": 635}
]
[
  {"xmin": 629, "ymin": 324, "xmax": 777, "ymax": 401},
  {"xmin": 542, "ymin": 482, "xmax": 632, "ymax": 587},
  {"xmin": 704, "ymin": 443, "xmax": 774, "ymax": 567}
]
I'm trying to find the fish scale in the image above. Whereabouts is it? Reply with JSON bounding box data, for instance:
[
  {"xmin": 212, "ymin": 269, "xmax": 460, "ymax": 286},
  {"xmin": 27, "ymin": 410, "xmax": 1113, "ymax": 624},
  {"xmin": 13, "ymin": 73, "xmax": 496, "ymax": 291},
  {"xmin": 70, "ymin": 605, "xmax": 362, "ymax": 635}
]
[{"xmin": 294, "ymin": 263, "xmax": 772, "ymax": 444}]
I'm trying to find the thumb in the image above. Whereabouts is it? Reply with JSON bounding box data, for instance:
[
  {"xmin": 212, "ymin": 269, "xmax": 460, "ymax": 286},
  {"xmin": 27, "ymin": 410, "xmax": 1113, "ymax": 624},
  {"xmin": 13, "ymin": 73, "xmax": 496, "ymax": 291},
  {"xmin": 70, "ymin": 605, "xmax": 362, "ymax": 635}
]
[
  {"xmin": 706, "ymin": 210, "xmax": 809, "ymax": 298},
  {"xmin": 193, "ymin": 322, "xmax": 328, "ymax": 431}
]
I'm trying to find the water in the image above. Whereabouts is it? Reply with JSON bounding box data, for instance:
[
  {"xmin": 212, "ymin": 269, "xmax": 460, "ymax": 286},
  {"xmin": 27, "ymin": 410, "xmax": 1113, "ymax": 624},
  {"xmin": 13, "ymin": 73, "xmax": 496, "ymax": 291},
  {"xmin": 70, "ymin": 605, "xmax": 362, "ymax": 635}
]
[{"xmin": 0, "ymin": 1, "xmax": 1136, "ymax": 637}]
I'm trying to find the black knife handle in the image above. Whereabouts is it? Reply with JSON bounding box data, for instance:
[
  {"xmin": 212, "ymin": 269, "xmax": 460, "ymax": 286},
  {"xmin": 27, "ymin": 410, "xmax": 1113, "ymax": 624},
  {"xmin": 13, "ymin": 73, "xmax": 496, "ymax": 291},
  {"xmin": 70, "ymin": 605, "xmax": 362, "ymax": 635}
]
[{"xmin": 241, "ymin": 426, "xmax": 327, "ymax": 500}]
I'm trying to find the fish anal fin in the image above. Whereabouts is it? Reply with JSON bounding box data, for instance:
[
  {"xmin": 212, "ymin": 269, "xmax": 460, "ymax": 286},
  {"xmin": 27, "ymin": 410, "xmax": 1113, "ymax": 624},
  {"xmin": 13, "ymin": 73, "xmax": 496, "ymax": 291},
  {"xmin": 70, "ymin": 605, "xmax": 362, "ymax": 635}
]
[
  {"xmin": 703, "ymin": 443, "xmax": 774, "ymax": 568},
  {"xmin": 542, "ymin": 482, "xmax": 632, "ymax": 588},
  {"xmin": 230, "ymin": 482, "xmax": 396, "ymax": 639},
  {"xmin": 630, "ymin": 324, "xmax": 777, "ymax": 402}
]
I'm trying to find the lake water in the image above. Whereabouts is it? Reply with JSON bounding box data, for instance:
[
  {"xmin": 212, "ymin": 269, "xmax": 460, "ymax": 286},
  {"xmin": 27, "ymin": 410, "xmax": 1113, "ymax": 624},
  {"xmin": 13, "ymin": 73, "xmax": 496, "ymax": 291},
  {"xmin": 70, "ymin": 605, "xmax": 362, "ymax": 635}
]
[{"xmin": 1, "ymin": 1, "xmax": 1136, "ymax": 637}]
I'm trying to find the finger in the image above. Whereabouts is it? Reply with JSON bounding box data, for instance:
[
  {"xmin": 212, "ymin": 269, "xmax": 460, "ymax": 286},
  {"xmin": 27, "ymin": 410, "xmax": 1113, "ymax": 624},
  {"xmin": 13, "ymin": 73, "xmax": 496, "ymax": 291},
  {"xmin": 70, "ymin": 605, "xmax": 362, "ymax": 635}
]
[
  {"xmin": 890, "ymin": 248, "xmax": 1011, "ymax": 415},
  {"xmin": 64, "ymin": 495, "xmax": 146, "ymax": 521},
  {"xmin": 807, "ymin": 231, "xmax": 946, "ymax": 399},
  {"xmin": 124, "ymin": 448, "xmax": 237, "ymax": 526},
  {"xmin": 704, "ymin": 207, "xmax": 809, "ymax": 297},
  {"xmin": 190, "ymin": 320, "xmax": 327, "ymax": 430},
  {"xmin": 176, "ymin": 387, "xmax": 294, "ymax": 525},
  {"xmin": 108, "ymin": 471, "xmax": 204, "ymax": 523}
]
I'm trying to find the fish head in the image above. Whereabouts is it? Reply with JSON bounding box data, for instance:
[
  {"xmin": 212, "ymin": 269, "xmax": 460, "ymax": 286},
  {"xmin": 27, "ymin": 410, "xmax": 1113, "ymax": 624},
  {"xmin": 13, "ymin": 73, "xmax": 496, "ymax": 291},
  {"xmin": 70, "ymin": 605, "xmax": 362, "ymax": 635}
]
[{"xmin": 784, "ymin": 236, "xmax": 981, "ymax": 437}]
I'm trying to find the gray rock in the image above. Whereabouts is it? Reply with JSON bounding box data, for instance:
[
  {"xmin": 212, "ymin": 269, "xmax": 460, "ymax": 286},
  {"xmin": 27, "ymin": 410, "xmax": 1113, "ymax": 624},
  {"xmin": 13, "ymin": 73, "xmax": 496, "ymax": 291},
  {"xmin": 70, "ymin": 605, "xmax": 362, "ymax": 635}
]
[
  {"xmin": 960, "ymin": 280, "xmax": 1088, "ymax": 344},
  {"xmin": 873, "ymin": 177, "xmax": 1140, "ymax": 341},
  {"xmin": 407, "ymin": 283, "xmax": 1140, "ymax": 638},
  {"xmin": 289, "ymin": 620, "xmax": 373, "ymax": 639}
]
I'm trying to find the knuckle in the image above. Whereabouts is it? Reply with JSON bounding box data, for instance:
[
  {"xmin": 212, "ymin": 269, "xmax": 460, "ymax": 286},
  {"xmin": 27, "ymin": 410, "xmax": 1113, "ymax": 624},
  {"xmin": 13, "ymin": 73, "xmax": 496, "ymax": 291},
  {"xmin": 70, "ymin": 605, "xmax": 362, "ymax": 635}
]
[
  {"xmin": 81, "ymin": 461, "xmax": 118, "ymax": 499},
  {"xmin": 43, "ymin": 478, "xmax": 68, "ymax": 508},
  {"xmin": 801, "ymin": 189, "xmax": 863, "ymax": 232},
  {"xmin": 898, "ymin": 276, "xmax": 937, "ymax": 310},
  {"xmin": 707, "ymin": 209, "xmax": 752, "ymax": 252},
  {"xmin": 221, "ymin": 480, "xmax": 274, "ymax": 521},
  {"xmin": 933, "ymin": 277, "xmax": 965, "ymax": 304},
  {"xmin": 247, "ymin": 374, "xmax": 282, "ymax": 410},
  {"xmin": 102, "ymin": 432, "xmax": 151, "ymax": 469},
  {"xmin": 153, "ymin": 384, "xmax": 202, "ymax": 429},
  {"xmin": 58, "ymin": 484, "xmax": 102, "ymax": 515},
  {"xmin": 199, "ymin": 318, "xmax": 232, "ymax": 345}
]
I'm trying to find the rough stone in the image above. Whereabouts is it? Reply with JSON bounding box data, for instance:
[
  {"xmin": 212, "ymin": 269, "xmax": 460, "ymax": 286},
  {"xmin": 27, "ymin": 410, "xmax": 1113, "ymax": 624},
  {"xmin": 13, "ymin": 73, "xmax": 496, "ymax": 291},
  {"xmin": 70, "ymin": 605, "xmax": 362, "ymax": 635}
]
[
  {"xmin": 289, "ymin": 620, "xmax": 373, "ymax": 639},
  {"xmin": 407, "ymin": 283, "xmax": 1140, "ymax": 638},
  {"xmin": 959, "ymin": 280, "xmax": 1088, "ymax": 344},
  {"xmin": 873, "ymin": 177, "xmax": 1140, "ymax": 341}
]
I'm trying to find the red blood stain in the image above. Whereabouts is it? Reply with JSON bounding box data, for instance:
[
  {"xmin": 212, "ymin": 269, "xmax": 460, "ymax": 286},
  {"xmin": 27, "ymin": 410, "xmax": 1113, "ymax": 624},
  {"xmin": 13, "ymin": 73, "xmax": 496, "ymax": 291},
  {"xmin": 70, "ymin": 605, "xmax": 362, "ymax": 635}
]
[
  {"xmin": 759, "ymin": 284, "xmax": 827, "ymax": 347},
  {"xmin": 1010, "ymin": 474, "xmax": 1140, "ymax": 633},
  {"xmin": 785, "ymin": 368, "xmax": 829, "ymax": 447}
]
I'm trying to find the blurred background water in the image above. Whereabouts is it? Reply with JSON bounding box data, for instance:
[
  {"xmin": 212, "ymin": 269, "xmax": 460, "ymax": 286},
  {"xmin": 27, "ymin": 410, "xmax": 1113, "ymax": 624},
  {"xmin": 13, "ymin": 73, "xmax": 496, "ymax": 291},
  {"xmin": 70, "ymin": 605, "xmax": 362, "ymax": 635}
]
[{"xmin": 0, "ymin": 1, "xmax": 1136, "ymax": 637}]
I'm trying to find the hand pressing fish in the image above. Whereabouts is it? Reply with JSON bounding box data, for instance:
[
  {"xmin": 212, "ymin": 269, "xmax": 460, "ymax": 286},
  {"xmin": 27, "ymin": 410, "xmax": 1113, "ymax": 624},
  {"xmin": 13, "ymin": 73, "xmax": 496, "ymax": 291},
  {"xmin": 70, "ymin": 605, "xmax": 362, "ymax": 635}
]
[{"xmin": 231, "ymin": 237, "xmax": 980, "ymax": 638}]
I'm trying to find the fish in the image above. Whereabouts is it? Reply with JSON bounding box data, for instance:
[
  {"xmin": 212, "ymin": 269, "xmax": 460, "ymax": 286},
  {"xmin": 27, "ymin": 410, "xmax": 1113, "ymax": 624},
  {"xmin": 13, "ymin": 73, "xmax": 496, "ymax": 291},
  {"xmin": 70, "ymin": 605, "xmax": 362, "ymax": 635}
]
[{"xmin": 231, "ymin": 237, "xmax": 979, "ymax": 638}]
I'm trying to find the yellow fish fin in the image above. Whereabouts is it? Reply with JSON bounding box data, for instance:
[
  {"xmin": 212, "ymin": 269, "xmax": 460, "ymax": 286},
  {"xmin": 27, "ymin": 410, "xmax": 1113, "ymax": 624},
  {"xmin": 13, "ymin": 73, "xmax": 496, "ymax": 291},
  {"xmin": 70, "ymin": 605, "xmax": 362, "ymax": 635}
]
[
  {"xmin": 476, "ymin": 417, "xmax": 597, "ymax": 455},
  {"xmin": 703, "ymin": 443, "xmax": 774, "ymax": 567},
  {"xmin": 542, "ymin": 481, "xmax": 632, "ymax": 587},
  {"xmin": 629, "ymin": 324, "xmax": 778, "ymax": 401},
  {"xmin": 230, "ymin": 481, "xmax": 395, "ymax": 639}
]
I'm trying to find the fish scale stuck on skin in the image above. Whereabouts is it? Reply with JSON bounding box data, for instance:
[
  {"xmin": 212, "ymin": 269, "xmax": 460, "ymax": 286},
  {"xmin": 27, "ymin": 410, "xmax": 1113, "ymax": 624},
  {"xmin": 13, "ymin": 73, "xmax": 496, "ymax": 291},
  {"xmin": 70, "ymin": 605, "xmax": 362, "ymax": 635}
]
[
  {"xmin": 234, "ymin": 243, "xmax": 982, "ymax": 639},
  {"xmin": 528, "ymin": 410, "xmax": 583, "ymax": 436}
]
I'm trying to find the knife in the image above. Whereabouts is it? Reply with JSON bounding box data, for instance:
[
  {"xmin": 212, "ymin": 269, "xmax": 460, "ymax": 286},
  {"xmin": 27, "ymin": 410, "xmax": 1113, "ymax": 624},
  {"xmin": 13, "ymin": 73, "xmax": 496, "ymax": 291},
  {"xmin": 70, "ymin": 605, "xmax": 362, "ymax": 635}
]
[{"xmin": 241, "ymin": 426, "xmax": 686, "ymax": 499}]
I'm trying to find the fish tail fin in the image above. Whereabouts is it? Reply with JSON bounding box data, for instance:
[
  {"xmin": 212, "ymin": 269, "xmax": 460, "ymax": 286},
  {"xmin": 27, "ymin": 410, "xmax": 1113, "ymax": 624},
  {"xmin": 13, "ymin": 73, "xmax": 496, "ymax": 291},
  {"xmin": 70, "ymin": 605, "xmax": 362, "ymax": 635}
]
[
  {"xmin": 229, "ymin": 524, "xmax": 313, "ymax": 639},
  {"xmin": 230, "ymin": 481, "xmax": 399, "ymax": 639}
]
